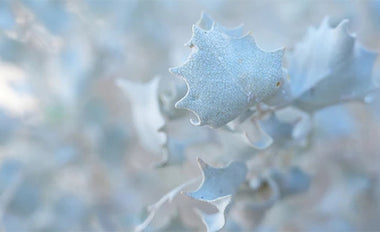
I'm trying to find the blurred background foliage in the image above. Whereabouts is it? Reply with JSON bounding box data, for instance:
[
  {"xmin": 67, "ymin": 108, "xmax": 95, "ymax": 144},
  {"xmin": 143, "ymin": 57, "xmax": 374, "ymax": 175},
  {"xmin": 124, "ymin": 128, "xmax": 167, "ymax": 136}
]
[{"xmin": 0, "ymin": 0, "xmax": 379, "ymax": 231}]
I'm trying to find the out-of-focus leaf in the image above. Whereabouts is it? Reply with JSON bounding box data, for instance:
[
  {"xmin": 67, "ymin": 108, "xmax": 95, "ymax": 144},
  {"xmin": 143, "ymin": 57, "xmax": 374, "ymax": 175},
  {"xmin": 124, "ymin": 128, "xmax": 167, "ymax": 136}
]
[
  {"xmin": 275, "ymin": 107, "xmax": 312, "ymax": 145},
  {"xmin": 195, "ymin": 195, "xmax": 232, "ymax": 232},
  {"xmin": 0, "ymin": 62, "xmax": 37, "ymax": 116},
  {"xmin": 98, "ymin": 124, "xmax": 129, "ymax": 165},
  {"xmin": 159, "ymin": 214, "xmax": 193, "ymax": 232},
  {"xmin": 156, "ymin": 136, "xmax": 186, "ymax": 168},
  {"xmin": 288, "ymin": 18, "xmax": 378, "ymax": 112},
  {"xmin": 314, "ymin": 105, "xmax": 356, "ymax": 137},
  {"xmin": 135, "ymin": 178, "xmax": 199, "ymax": 232},
  {"xmin": 0, "ymin": 2, "xmax": 14, "ymax": 30},
  {"xmin": 170, "ymin": 14, "xmax": 284, "ymax": 128},
  {"xmin": 239, "ymin": 167, "xmax": 310, "ymax": 209},
  {"xmin": 195, "ymin": 12, "xmax": 244, "ymax": 38},
  {"xmin": 239, "ymin": 118, "xmax": 274, "ymax": 150},
  {"xmin": 185, "ymin": 158, "xmax": 247, "ymax": 231},
  {"xmin": 52, "ymin": 194, "xmax": 87, "ymax": 230},
  {"xmin": 158, "ymin": 78, "xmax": 187, "ymax": 120},
  {"xmin": 186, "ymin": 158, "xmax": 247, "ymax": 201},
  {"xmin": 270, "ymin": 167, "xmax": 311, "ymax": 198},
  {"xmin": 241, "ymin": 174, "xmax": 280, "ymax": 209},
  {"xmin": 116, "ymin": 77, "xmax": 165, "ymax": 153}
]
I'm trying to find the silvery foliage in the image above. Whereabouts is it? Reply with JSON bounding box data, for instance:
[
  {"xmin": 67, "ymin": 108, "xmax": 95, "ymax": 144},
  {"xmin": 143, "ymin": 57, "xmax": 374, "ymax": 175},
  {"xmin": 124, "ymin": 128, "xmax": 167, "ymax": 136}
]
[
  {"xmin": 1, "ymin": 2, "xmax": 378, "ymax": 231},
  {"xmin": 186, "ymin": 159, "xmax": 246, "ymax": 232},
  {"xmin": 288, "ymin": 18, "xmax": 378, "ymax": 112},
  {"xmin": 117, "ymin": 77, "xmax": 166, "ymax": 154},
  {"xmin": 128, "ymin": 12, "xmax": 378, "ymax": 231},
  {"xmin": 170, "ymin": 14, "xmax": 284, "ymax": 128}
]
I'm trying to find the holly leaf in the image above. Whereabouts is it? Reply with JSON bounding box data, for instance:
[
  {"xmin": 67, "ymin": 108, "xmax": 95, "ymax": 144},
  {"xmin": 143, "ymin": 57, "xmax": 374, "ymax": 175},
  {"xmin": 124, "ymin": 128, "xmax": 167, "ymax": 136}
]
[
  {"xmin": 170, "ymin": 14, "xmax": 284, "ymax": 128},
  {"xmin": 288, "ymin": 18, "xmax": 378, "ymax": 112}
]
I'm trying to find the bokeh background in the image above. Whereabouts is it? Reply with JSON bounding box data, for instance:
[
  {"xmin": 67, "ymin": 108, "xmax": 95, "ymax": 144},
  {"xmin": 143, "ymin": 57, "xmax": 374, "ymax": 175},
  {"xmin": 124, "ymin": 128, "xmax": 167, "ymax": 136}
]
[{"xmin": 0, "ymin": 0, "xmax": 380, "ymax": 231}]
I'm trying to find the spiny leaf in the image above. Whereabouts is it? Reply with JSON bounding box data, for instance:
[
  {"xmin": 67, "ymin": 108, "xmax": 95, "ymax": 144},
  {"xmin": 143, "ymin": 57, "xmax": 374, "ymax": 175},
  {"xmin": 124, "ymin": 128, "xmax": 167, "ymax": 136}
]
[
  {"xmin": 170, "ymin": 14, "xmax": 284, "ymax": 128},
  {"xmin": 288, "ymin": 18, "xmax": 378, "ymax": 112}
]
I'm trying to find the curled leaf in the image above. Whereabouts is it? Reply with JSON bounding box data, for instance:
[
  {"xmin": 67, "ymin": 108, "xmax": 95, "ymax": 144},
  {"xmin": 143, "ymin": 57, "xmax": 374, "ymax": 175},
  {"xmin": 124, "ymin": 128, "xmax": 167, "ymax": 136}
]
[
  {"xmin": 288, "ymin": 18, "xmax": 378, "ymax": 112},
  {"xmin": 240, "ymin": 119, "xmax": 274, "ymax": 150},
  {"xmin": 195, "ymin": 195, "xmax": 232, "ymax": 232},
  {"xmin": 170, "ymin": 14, "xmax": 284, "ymax": 128}
]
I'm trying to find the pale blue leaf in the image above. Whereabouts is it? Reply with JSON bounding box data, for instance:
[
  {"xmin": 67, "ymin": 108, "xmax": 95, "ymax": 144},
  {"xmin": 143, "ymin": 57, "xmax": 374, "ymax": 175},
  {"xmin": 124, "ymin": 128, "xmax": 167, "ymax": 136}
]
[
  {"xmin": 288, "ymin": 18, "xmax": 378, "ymax": 112},
  {"xmin": 135, "ymin": 178, "xmax": 199, "ymax": 232},
  {"xmin": 116, "ymin": 77, "xmax": 166, "ymax": 154},
  {"xmin": 156, "ymin": 136, "xmax": 186, "ymax": 168},
  {"xmin": 170, "ymin": 14, "xmax": 284, "ymax": 128},
  {"xmin": 158, "ymin": 78, "xmax": 187, "ymax": 120},
  {"xmin": 195, "ymin": 195, "xmax": 232, "ymax": 232},
  {"xmin": 186, "ymin": 158, "xmax": 247, "ymax": 201}
]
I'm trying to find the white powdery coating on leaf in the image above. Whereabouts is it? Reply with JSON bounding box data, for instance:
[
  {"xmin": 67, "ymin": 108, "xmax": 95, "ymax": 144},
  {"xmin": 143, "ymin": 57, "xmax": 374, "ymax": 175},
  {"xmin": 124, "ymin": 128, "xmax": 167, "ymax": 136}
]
[{"xmin": 170, "ymin": 15, "xmax": 284, "ymax": 128}]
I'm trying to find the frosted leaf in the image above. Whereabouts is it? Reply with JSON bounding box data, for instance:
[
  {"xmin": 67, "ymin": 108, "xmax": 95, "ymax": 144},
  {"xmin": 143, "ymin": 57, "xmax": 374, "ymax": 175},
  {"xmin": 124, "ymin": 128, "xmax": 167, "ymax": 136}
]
[
  {"xmin": 186, "ymin": 158, "xmax": 247, "ymax": 201},
  {"xmin": 170, "ymin": 15, "xmax": 284, "ymax": 128},
  {"xmin": 116, "ymin": 77, "xmax": 165, "ymax": 153},
  {"xmin": 195, "ymin": 195, "xmax": 232, "ymax": 232},
  {"xmin": 288, "ymin": 18, "xmax": 379, "ymax": 112}
]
